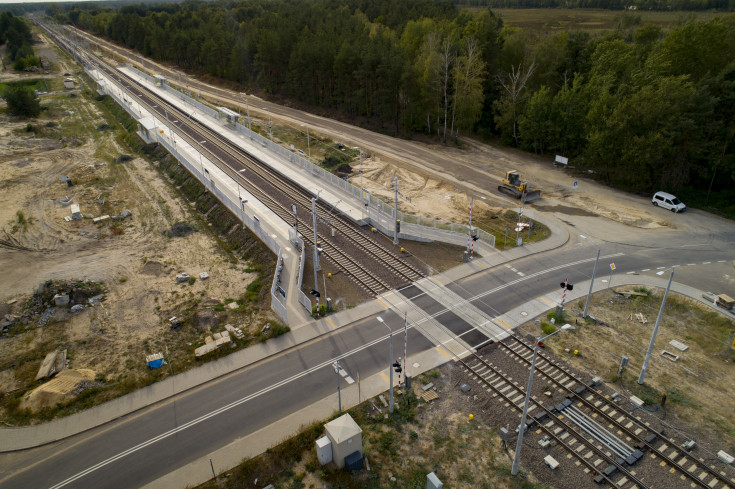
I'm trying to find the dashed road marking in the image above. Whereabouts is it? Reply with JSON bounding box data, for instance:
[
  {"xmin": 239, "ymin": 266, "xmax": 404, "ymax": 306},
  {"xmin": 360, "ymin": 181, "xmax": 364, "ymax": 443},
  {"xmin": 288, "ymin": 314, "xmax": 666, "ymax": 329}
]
[
  {"xmin": 703, "ymin": 261, "xmax": 711, "ymax": 264},
  {"xmin": 518, "ymin": 271, "xmax": 525, "ymax": 277},
  {"xmin": 642, "ymin": 269, "xmax": 650, "ymax": 272},
  {"xmin": 687, "ymin": 263, "xmax": 696, "ymax": 266}
]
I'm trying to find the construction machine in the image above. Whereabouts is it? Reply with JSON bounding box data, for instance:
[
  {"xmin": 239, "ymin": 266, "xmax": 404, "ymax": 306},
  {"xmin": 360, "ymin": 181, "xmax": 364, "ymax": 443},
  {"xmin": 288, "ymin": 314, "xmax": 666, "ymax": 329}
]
[{"xmin": 498, "ymin": 170, "xmax": 541, "ymax": 202}]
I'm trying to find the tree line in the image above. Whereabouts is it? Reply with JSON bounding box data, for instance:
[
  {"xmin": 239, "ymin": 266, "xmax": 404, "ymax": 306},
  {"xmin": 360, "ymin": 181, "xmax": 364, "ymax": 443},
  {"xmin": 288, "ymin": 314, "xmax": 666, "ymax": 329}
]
[
  {"xmin": 0, "ymin": 12, "xmax": 41, "ymax": 70},
  {"xmin": 49, "ymin": 0, "xmax": 735, "ymax": 213},
  {"xmin": 455, "ymin": 0, "xmax": 733, "ymax": 12}
]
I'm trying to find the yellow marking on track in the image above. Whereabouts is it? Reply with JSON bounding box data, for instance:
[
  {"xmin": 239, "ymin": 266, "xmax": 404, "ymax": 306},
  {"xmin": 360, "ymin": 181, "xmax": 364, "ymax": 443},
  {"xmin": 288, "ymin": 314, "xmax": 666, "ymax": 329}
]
[
  {"xmin": 433, "ymin": 277, "xmax": 445, "ymax": 285},
  {"xmin": 326, "ymin": 317, "xmax": 337, "ymax": 329},
  {"xmin": 375, "ymin": 298, "xmax": 389, "ymax": 309},
  {"xmin": 380, "ymin": 372, "xmax": 390, "ymax": 383},
  {"xmin": 540, "ymin": 296, "xmax": 555, "ymax": 306}
]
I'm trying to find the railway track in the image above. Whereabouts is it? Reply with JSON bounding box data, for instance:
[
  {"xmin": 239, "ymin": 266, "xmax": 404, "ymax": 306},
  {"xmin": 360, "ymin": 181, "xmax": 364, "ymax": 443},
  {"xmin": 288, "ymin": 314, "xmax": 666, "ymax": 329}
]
[
  {"xmin": 460, "ymin": 334, "xmax": 735, "ymax": 489},
  {"xmin": 47, "ymin": 23, "xmax": 426, "ymax": 295}
]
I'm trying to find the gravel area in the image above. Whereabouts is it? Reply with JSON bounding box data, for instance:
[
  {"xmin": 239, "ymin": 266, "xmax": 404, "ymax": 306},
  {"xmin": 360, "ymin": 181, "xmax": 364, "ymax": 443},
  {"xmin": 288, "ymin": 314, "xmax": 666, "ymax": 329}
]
[{"xmin": 451, "ymin": 335, "xmax": 730, "ymax": 489}]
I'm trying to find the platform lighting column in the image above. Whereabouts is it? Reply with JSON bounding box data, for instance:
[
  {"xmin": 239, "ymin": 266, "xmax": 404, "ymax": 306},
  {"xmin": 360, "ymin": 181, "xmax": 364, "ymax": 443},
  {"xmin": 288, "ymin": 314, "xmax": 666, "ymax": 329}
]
[
  {"xmin": 512, "ymin": 324, "xmax": 572, "ymax": 475},
  {"xmin": 376, "ymin": 316, "xmax": 394, "ymax": 413},
  {"xmin": 580, "ymin": 235, "xmax": 600, "ymax": 319},
  {"xmin": 312, "ymin": 196, "xmax": 320, "ymax": 292},
  {"xmin": 198, "ymin": 140, "xmax": 207, "ymax": 177},
  {"xmin": 393, "ymin": 177, "xmax": 399, "ymax": 245},
  {"xmin": 638, "ymin": 267, "xmax": 674, "ymax": 385}
]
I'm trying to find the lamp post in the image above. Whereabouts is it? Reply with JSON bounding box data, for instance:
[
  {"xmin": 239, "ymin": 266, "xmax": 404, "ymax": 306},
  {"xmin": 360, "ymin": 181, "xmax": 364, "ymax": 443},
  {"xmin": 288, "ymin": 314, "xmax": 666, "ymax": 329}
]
[
  {"xmin": 580, "ymin": 235, "xmax": 601, "ymax": 319},
  {"xmin": 333, "ymin": 361, "xmax": 342, "ymax": 415},
  {"xmin": 638, "ymin": 267, "xmax": 675, "ymax": 385},
  {"xmin": 376, "ymin": 316, "xmax": 394, "ymax": 413},
  {"xmin": 197, "ymin": 140, "xmax": 207, "ymax": 177},
  {"xmin": 511, "ymin": 323, "xmax": 573, "ymax": 475}
]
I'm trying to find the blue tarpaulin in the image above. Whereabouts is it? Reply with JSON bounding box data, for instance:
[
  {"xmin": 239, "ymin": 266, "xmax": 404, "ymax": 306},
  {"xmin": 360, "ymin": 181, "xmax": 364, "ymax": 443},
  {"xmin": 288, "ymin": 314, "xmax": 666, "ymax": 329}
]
[{"xmin": 146, "ymin": 353, "xmax": 164, "ymax": 369}]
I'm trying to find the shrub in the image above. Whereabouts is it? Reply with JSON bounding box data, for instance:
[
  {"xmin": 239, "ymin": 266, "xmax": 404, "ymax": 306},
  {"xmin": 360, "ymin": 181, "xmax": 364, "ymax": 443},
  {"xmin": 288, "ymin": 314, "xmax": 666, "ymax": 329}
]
[
  {"xmin": 2, "ymin": 85, "xmax": 41, "ymax": 118},
  {"xmin": 541, "ymin": 322, "xmax": 556, "ymax": 335}
]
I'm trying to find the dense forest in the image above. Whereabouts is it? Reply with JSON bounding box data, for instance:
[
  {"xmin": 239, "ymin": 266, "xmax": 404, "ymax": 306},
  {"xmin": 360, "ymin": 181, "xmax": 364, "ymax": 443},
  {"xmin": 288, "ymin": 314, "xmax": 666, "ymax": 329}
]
[{"xmin": 48, "ymin": 0, "xmax": 734, "ymax": 210}]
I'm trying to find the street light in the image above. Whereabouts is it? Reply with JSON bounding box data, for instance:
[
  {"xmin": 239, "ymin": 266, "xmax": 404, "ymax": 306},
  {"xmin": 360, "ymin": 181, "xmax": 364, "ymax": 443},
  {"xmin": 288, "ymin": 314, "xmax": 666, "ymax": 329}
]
[
  {"xmin": 638, "ymin": 267, "xmax": 675, "ymax": 385},
  {"xmin": 376, "ymin": 316, "xmax": 394, "ymax": 413},
  {"xmin": 333, "ymin": 361, "xmax": 342, "ymax": 415},
  {"xmin": 511, "ymin": 323, "xmax": 573, "ymax": 475},
  {"xmin": 580, "ymin": 235, "xmax": 601, "ymax": 318}
]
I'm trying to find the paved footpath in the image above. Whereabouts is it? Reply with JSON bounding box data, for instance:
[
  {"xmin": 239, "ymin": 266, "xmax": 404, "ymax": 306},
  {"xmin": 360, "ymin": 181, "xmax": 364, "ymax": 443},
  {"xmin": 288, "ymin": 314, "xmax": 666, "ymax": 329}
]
[{"xmin": 2, "ymin": 212, "xmax": 730, "ymax": 489}]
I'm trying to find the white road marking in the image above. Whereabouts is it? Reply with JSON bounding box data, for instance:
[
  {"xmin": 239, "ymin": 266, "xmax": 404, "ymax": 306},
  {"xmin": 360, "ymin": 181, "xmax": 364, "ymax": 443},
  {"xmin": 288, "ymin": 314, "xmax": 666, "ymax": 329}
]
[
  {"xmin": 656, "ymin": 267, "xmax": 665, "ymax": 270},
  {"xmin": 518, "ymin": 272, "xmax": 525, "ymax": 277},
  {"xmin": 641, "ymin": 269, "xmax": 650, "ymax": 272},
  {"xmin": 703, "ymin": 262, "xmax": 711, "ymax": 265},
  {"xmin": 718, "ymin": 260, "xmax": 726, "ymax": 263},
  {"xmin": 687, "ymin": 263, "xmax": 696, "ymax": 266},
  {"xmin": 48, "ymin": 251, "xmax": 627, "ymax": 489},
  {"xmin": 626, "ymin": 271, "xmax": 636, "ymax": 275}
]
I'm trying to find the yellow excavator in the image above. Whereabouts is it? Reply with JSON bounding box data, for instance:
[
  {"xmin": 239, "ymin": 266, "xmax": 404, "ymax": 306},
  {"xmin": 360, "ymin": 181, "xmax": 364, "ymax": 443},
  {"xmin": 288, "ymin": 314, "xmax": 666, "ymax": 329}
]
[{"xmin": 498, "ymin": 170, "xmax": 541, "ymax": 202}]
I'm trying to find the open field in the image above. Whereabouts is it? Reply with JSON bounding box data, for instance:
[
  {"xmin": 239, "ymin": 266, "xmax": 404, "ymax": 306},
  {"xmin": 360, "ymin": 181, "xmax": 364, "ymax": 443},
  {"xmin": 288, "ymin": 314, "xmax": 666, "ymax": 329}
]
[
  {"xmin": 520, "ymin": 287, "xmax": 735, "ymax": 452},
  {"xmin": 483, "ymin": 8, "xmax": 735, "ymax": 32}
]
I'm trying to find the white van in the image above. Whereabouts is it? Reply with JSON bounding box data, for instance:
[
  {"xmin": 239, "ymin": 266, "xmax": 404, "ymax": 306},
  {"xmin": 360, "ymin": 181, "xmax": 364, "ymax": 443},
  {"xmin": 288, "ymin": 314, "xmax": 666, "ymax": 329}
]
[{"xmin": 652, "ymin": 191, "xmax": 686, "ymax": 213}]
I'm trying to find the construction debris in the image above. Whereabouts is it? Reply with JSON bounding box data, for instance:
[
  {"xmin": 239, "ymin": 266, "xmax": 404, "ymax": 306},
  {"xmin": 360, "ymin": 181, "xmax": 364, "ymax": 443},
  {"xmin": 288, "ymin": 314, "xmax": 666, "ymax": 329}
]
[
  {"xmin": 194, "ymin": 330, "xmax": 232, "ymax": 357},
  {"xmin": 224, "ymin": 324, "xmax": 244, "ymax": 339},
  {"xmin": 616, "ymin": 288, "xmax": 648, "ymax": 298},
  {"xmin": 35, "ymin": 349, "xmax": 67, "ymax": 380},
  {"xmin": 628, "ymin": 312, "xmax": 648, "ymax": 324},
  {"xmin": 175, "ymin": 273, "xmax": 190, "ymax": 283},
  {"xmin": 420, "ymin": 390, "xmax": 439, "ymax": 403},
  {"xmin": 661, "ymin": 350, "xmax": 679, "ymax": 362}
]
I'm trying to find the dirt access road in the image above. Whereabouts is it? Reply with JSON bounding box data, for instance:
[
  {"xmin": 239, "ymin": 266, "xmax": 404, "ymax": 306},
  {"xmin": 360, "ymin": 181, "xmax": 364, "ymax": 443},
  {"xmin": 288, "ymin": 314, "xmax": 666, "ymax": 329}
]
[{"xmin": 69, "ymin": 26, "xmax": 735, "ymax": 242}]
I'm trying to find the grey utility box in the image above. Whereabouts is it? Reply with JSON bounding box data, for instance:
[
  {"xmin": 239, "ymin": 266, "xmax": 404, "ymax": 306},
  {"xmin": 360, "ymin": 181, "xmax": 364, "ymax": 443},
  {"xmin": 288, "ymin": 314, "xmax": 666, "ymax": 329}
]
[
  {"xmin": 427, "ymin": 471, "xmax": 443, "ymax": 489},
  {"xmin": 324, "ymin": 414, "xmax": 362, "ymax": 469}
]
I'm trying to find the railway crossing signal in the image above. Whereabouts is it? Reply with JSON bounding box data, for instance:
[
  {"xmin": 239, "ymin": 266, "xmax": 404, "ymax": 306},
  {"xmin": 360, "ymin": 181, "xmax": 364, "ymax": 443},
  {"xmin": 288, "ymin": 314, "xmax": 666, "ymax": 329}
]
[{"xmin": 559, "ymin": 282, "xmax": 574, "ymax": 291}]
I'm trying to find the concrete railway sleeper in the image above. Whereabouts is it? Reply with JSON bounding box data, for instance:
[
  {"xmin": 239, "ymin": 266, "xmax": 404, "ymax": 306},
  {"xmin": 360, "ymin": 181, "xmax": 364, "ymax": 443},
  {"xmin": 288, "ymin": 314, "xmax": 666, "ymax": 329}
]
[
  {"xmin": 87, "ymin": 55, "xmax": 417, "ymax": 295},
  {"xmin": 500, "ymin": 334, "xmax": 735, "ymax": 489},
  {"xmin": 460, "ymin": 354, "xmax": 647, "ymax": 488}
]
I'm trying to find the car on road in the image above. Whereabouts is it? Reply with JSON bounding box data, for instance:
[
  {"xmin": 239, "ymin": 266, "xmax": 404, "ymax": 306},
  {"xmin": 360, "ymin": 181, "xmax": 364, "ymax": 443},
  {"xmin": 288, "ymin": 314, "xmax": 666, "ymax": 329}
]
[{"xmin": 652, "ymin": 191, "xmax": 686, "ymax": 213}]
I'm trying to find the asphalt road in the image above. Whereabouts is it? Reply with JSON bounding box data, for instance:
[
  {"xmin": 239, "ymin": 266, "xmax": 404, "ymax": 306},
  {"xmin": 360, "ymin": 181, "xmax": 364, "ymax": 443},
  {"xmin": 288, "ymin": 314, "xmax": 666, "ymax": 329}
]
[
  {"xmin": 1, "ymin": 227, "xmax": 732, "ymax": 489},
  {"xmin": 7, "ymin": 21, "xmax": 733, "ymax": 489}
]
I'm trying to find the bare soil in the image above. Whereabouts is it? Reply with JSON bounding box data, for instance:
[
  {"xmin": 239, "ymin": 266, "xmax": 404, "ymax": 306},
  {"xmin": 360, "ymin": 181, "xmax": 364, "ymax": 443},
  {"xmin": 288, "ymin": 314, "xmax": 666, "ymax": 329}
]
[
  {"xmin": 519, "ymin": 288, "xmax": 735, "ymax": 456},
  {"xmin": 0, "ymin": 33, "xmax": 276, "ymax": 423}
]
